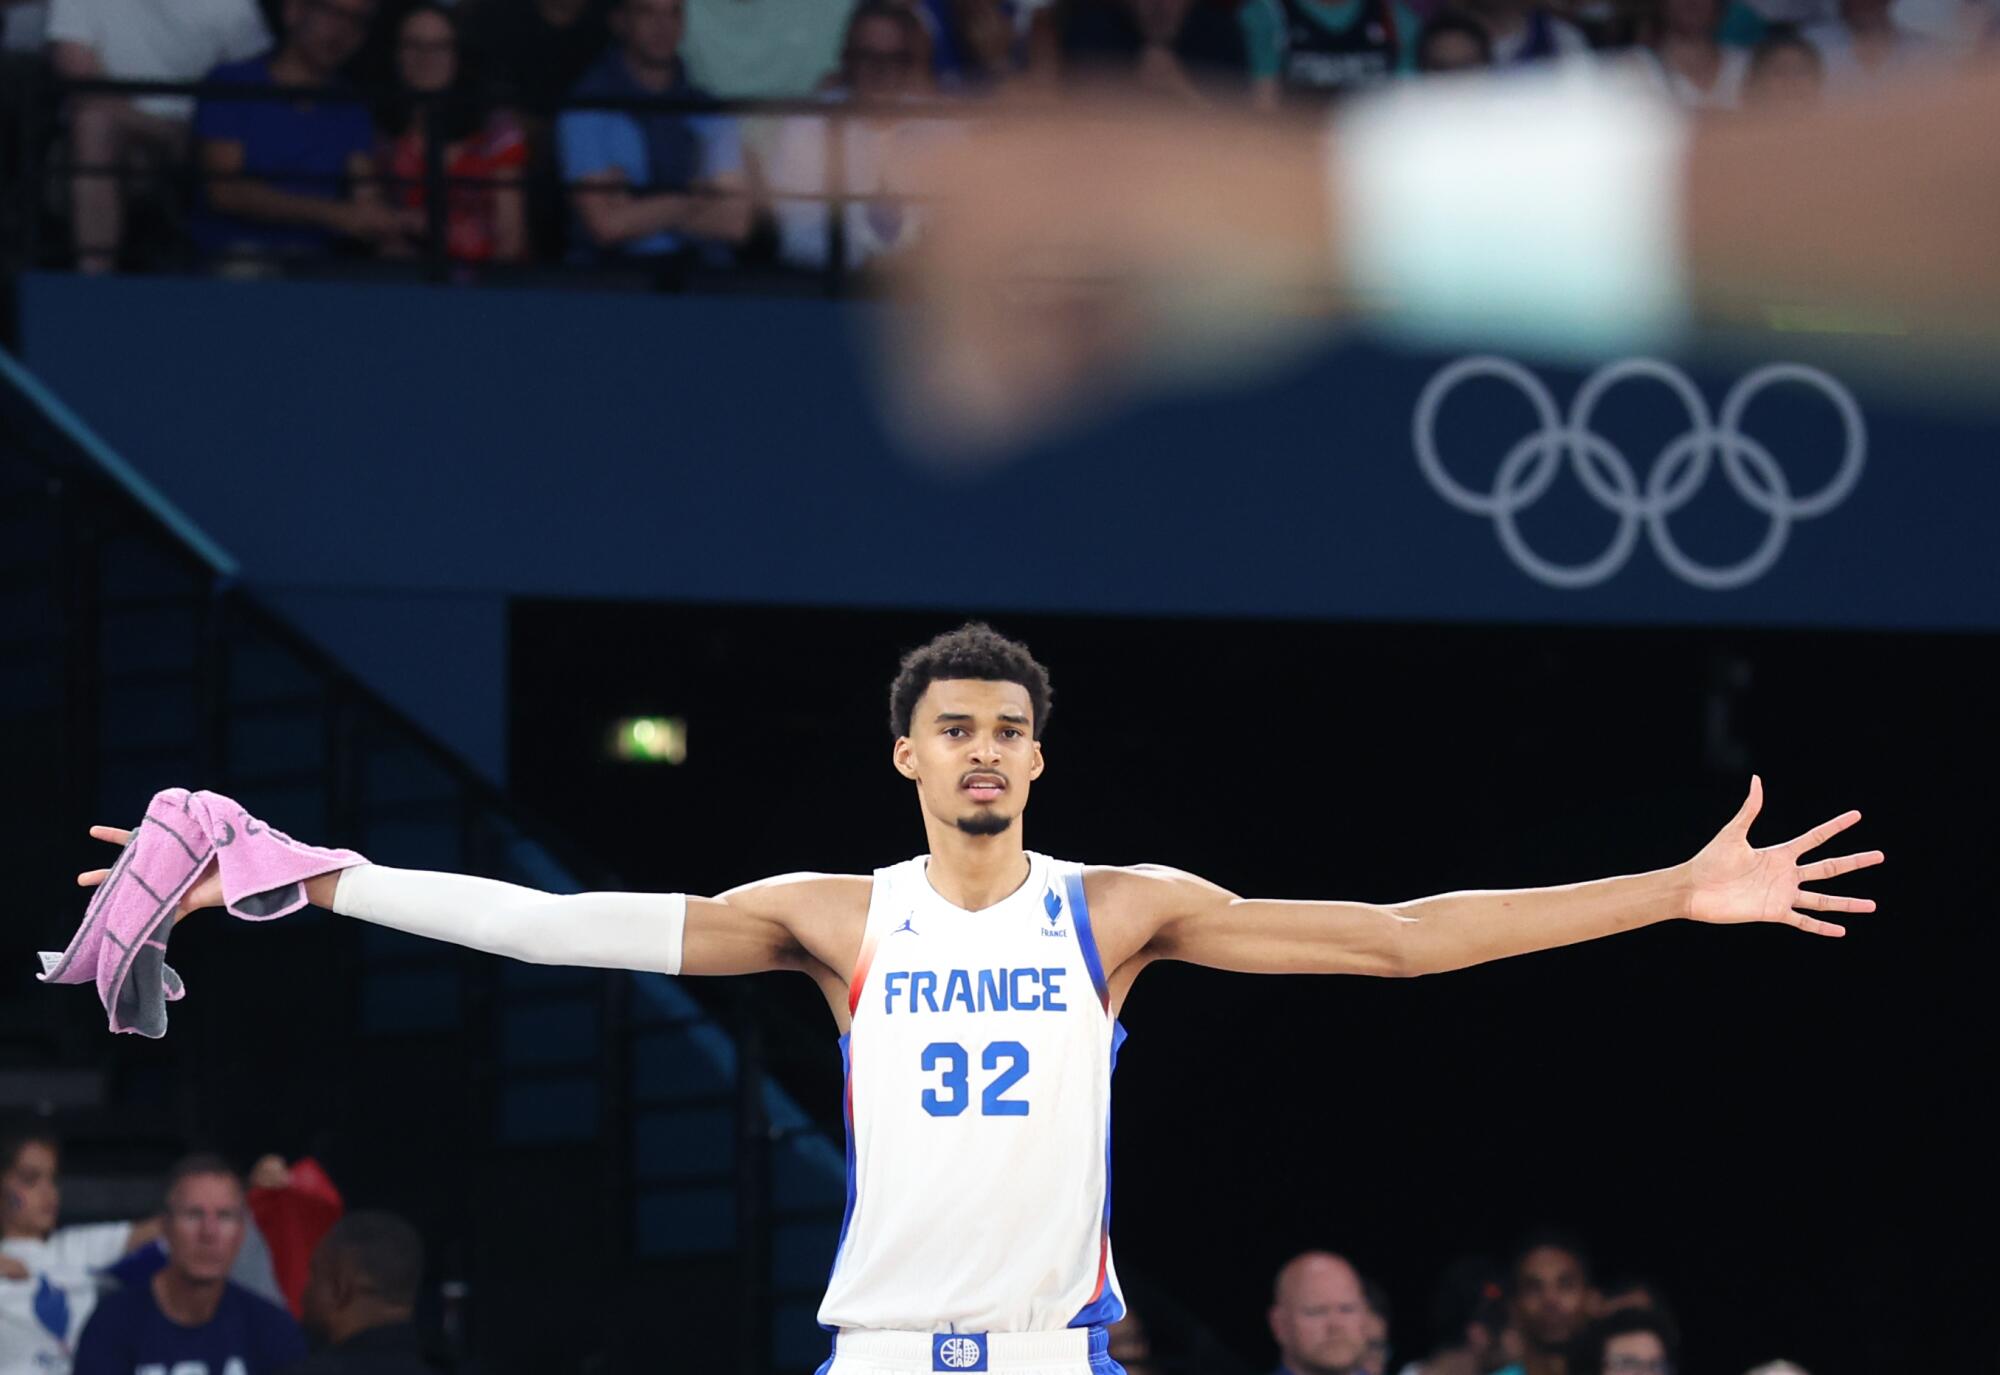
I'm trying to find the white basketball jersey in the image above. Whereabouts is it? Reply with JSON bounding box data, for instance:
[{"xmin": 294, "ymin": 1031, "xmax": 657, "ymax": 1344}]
[{"xmin": 817, "ymin": 851, "xmax": 1127, "ymax": 1335}]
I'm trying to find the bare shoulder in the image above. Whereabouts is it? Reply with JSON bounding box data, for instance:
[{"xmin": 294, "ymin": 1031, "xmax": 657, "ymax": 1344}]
[
  {"xmin": 714, "ymin": 871, "xmax": 873, "ymax": 925},
  {"xmin": 714, "ymin": 872, "xmax": 872, "ymax": 981},
  {"xmin": 1082, "ymin": 863, "xmax": 1237, "ymax": 916},
  {"xmin": 1080, "ymin": 863, "xmax": 1238, "ymax": 971}
]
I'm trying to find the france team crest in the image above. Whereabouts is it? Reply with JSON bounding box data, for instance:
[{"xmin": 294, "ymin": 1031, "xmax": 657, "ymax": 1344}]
[{"xmin": 932, "ymin": 1334, "xmax": 988, "ymax": 1371}]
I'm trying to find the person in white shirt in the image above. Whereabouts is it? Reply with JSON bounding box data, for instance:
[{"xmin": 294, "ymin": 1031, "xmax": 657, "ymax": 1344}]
[
  {"xmin": 1644, "ymin": 0, "xmax": 1751, "ymax": 107},
  {"xmin": 0, "ymin": 1125, "xmax": 162, "ymax": 1375},
  {"xmin": 45, "ymin": 0, "xmax": 272, "ymax": 271},
  {"xmin": 766, "ymin": 3, "xmax": 962, "ymax": 274}
]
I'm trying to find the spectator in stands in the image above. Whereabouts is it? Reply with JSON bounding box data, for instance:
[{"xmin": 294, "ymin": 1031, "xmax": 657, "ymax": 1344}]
[
  {"xmin": 471, "ymin": 0, "xmax": 614, "ymax": 119},
  {"xmin": 193, "ymin": 0, "xmax": 418, "ymax": 263},
  {"xmin": 1458, "ymin": 0, "xmax": 1593, "ymax": 63},
  {"xmin": 71, "ymin": 1155, "xmax": 304, "ymax": 1375},
  {"xmin": 678, "ymin": 0, "xmax": 859, "ymax": 97},
  {"xmin": 1740, "ymin": 23, "xmax": 1824, "ymax": 101},
  {"xmin": 289, "ymin": 1212, "xmax": 435, "ymax": 1375},
  {"xmin": 907, "ymin": 0, "xmax": 1059, "ymax": 89},
  {"xmin": 1415, "ymin": 11, "xmax": 1495, "ymax": 67},
  {"xmin": 558, "ymin": 0, "xmax": 753, "ymax": 267},
  {"xmin": 1566, "ymin": 1310, "xmax": 1679, "ymax": 1375},
  {"xmin": 1741, "ymin": 1364, "xmax": 1810, "ymax": 1375},
  {"xmin": 1060, "ymin": 0, "xmax": 1250, "ymax": 104},
  {"xmin": 1642, "ymin": 0, "xmax": 1748, "ymax": 105},
  {"xmin": 46, "ymin": 0, "xmax": 270, "ymax": 272},
  {"xmin": 1359, "ymin": 1278, "xmax": 1392, "ymax": 1375},
  {"xmin": 1490, "ymin": 1230, "xmax": 1593, "ymax": 1375},
  {"xmin": 1106, "ymin": 1309, "xmax": 1159, "ymax": 1375},
  {"xmin": 767, "ymin": 3, "xmax": 952, "ymax": 274},
  {"xmin": 0, "ymin": 1123, "xmax": 165, "ymax": 1375},
  {"xmin": 1240, "ymin": 0, "xmax": 1423, "ymax": 106},
  {"xmin": 1391, "ymin": 1257, "xmax": 1509, "ymax": 1375},
  {"xmin": 1800, "ymin": 0, "xmax": 1935, "ymax": 87},
  {"xmin": 375, "ymin": 4, "xmax": 527, "ymax": 264},
  {"xmin": 1268, "ymin": 1251, "xmax": 1373, "ymax": 1375},
  {"xmin": 2, "ymin": 0, "xmax": 45, "ymax": 64}
]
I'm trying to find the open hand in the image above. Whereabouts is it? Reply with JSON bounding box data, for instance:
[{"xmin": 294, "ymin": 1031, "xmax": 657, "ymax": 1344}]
[
  {"xmin": 76, "ymin": 826, "xmax": 219, "ymax": 923},
  {"xmin": 1686, "ymin": 776, "xmax": 1884, "ymax": 936}
]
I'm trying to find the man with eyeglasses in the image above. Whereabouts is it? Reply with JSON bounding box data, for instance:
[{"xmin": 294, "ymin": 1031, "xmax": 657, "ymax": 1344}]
[
  {"xmin": 1567, "ymin": 1310, "xmax": 1679, "ymax": 1375},
  {"xmin": 767, "ymin": 3, "xmax": 957, "ymax": 274},
  {"xmin": 70, "ymin": 1157, "xmax": 305, "ymax": 1375}
]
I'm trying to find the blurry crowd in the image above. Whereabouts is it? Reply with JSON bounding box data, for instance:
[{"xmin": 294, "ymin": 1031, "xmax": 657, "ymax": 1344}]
[
  {"xmin": 8, "ymin": 1120, "xmax": 1828, "ymax": 1375},
  {"xmin": 0, "ymin": 0, "xmax": 1993, "ymax": 282},
  {"xmin": 1, "ymin": 1122, "xmax": 443, "ymax": 1375},
  {"xmin": 1115, "ymin": 1236, "xmax": 1820, "ymax": 1375}
]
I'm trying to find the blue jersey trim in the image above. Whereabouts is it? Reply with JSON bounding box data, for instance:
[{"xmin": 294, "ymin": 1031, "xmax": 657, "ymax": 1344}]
[
  {"xmin": 819, "ymin": 1033, "xmax": 860, "ymax": 1334},
  {"xmin": 1068, "ymin": 1020, "xmax": 1127, "ymax": 1329},
  {"xmin": 1062, "ymin": 870, "xmax": 1110, "ymax": 1013}
]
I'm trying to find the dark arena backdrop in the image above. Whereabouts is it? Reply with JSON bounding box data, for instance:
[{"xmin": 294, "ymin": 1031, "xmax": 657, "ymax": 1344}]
[{"xmin": 3, "ymin": 269, "xmax": 1994, "ymax": 1375}]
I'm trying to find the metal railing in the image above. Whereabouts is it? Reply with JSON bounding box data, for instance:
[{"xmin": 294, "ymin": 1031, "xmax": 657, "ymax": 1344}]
[{"xmin": 5, "ymin": 70, "xmax": 978, "ymax": 295}]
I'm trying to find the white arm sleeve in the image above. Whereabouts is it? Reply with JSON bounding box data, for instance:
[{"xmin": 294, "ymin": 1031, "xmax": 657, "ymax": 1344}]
[
  {"xmin": 331, "ymin": 865, "xmax": 686, "ymax": 975},
  {"xmin": 1334, "ymin": 60, "xmax": 1692, "ymax": 359}
]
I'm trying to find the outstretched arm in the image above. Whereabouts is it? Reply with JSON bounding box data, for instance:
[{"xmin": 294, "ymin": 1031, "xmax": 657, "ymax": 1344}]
[
  {"xmin": 1130, "ymin": 777, "xmax": 1882, "ymax": 979},
  {"xmin": 78, "ymin": 828, "xmax": 859, "ymax": 978}
]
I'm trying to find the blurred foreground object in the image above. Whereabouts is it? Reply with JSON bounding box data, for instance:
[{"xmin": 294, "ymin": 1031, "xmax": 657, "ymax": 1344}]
[{"xmin": 882, "ymin": 61, "xmax": 2000, "ymax": 457}]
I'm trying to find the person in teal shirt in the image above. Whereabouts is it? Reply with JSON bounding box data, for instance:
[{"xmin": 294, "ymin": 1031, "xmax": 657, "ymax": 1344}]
[{"xmin": 1240, "ymin": 0, "xmax": 1425, "ymax": 106}]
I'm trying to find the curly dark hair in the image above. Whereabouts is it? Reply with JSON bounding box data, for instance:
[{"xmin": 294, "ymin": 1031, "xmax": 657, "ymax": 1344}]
[
  {"xmin": 1507, "ymin": 1225, "xmax": 1594, "ymax": 1292},
  {"xmin": 1567, "ymin": 1308, "xmax": 1682, "ymax": 1375},
  {"xmin": 888, "ymin": 622, "xmax": 1053, "ymax": 739},
  {"xmin": 0, "ymin": 1117, "xmax": 58, "ymax": 1175}
]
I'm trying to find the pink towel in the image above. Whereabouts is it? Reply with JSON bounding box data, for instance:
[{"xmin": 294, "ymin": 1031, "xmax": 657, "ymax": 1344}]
[{"xmin": 39, "ymin": 788, "xmax": 368, "ymax": 1038}]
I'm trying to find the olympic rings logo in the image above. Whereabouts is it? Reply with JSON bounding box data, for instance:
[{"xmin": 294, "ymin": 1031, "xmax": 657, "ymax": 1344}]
[{"xmin": 1412, "ymin": 356, "xmax": 1866, "ymax": 590}]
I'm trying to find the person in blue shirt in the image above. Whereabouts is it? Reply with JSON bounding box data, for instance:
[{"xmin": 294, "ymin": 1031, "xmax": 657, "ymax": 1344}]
[
  {"xmin": 71, "ymin": 1157, "xmax": 304, "ymax": 1375},
  {"xmin": 194, "ymin": 0, "xmax": 419, "ymax": 260},
  {"xmin": 557, "ymin": 0, "xmax": 753, "ymax": 263}
]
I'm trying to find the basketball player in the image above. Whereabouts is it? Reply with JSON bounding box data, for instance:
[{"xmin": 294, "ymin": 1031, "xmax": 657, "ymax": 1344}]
[
  {"xmin": 77, "ymin": 624, "xmax": 1881, "ymax": 1375},
  {"xmin": 877, "ymin": 60, "xmax": 2000, "ymax": 451}
]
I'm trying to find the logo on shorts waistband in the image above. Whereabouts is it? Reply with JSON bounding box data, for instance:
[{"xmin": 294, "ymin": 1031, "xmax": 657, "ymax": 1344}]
[{"xmin": 933, "ymin": 1334, "xmax": 988, "ymax": 1371}]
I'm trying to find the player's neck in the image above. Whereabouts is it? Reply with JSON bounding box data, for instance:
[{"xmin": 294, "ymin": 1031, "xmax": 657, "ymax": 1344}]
[{"xmin": 922, "ymin": 828, "xmax": 1031, "ymax": 912}]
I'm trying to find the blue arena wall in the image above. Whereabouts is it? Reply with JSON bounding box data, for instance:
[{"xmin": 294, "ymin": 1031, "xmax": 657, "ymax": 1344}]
[{"xmin": 20, "ymin": 271, "xmax": 1999, "ymax": 782}]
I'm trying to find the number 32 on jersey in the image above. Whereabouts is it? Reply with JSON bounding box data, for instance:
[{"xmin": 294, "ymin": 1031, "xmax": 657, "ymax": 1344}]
[{"xmin": 920, "ymin": 1040, "xmax": 1030, "ymax": 1117}]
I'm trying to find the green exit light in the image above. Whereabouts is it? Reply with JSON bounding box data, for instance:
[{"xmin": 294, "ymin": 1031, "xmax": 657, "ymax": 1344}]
[{"xmin": 609, "ymin": 716, "xmax": 687, "ymax": 764}]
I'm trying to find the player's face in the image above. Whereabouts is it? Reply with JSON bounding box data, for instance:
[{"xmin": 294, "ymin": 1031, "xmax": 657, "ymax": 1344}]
[
  {"xmin": 1, "ymin": 1141, "xmax": 60, "ymax": 1237},
  {"xmin": 1271, "ymin": 1260, "xmax": 1370, "ymax": 1374},
  {"xmin": 894, "ymin": 679, "xmax": 1043, "ymax": 837},
  {"xmin": 164, "ymin": 1174, "xmax": 248, "ymax": 1283},
  {"xmin": 1511, "ymin": 1246, "xmax": 1590, "ymax": 1350}
]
